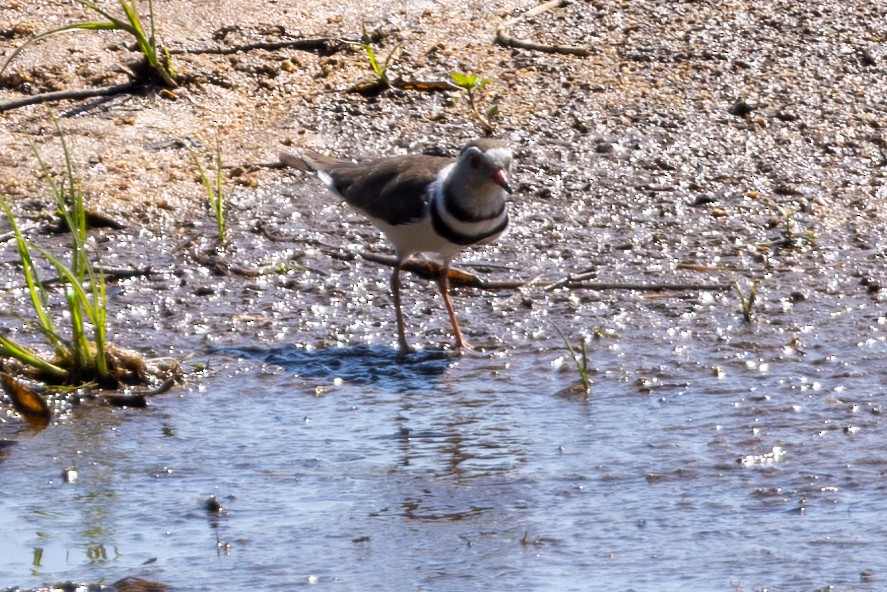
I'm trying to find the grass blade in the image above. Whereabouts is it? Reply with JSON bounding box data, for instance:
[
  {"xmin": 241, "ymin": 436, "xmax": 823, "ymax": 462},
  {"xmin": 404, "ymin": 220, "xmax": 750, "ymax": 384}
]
[
  {"xmin": 364, "ymin": 42, "xmax": 381, "ymax": 79},
  {"xmin": 74, "ymin": 0, "xmax": 127, "ymax": 26},
  {"xmin": 0, "ymin": 199, "xmax": 65, "ymax": 356},
  {"xmin": 190, "ymin": 141, "xmax": 226, "ymax": 245},
  {"xmin": 35, "ymin": 247, "xmax": 100, "ymax": 331},
  {"xmin": 0, "ymin": 22, "xmax": 115, "ymax": 76},
  {"xmin": 729, "ymin": 273, "xmax": 758, "ymax": 322},
  {"xmin": 6, "ymin": 310, "xmax": 74, "ymax": 356},
  {"xmin": 91, "ymin": 264, "xmax": 108, "ymax": 377},
  {"xmin": 214, "ymin": 138, "xmax": 225, "ymax": 242},
  {"xmin": 0, "ymin": 337, "xmax": 68, "ymax": 381},
  {"xmin": 553, "ymin": 324, "xmax": 590, "ymax": 395},
  {"xmin": 117, "ymin": 0, "xmax": 154, "ymax": 61}
]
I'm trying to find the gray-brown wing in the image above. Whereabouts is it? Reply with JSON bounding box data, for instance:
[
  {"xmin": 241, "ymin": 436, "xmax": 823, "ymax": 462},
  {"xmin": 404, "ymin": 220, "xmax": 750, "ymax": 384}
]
[{"xmin": 328, "ymin": 155, "xmax": 449, "ymax": 225}]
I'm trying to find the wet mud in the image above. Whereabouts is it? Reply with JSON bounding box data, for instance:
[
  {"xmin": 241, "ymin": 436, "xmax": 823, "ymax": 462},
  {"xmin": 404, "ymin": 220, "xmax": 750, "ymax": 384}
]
[{"xmin": 1, "ymin": 0, "xmax": 887, "ymax": 590}]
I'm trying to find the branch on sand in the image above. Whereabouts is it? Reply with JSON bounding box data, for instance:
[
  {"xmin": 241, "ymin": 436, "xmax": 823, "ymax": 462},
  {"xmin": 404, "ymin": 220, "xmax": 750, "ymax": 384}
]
[
  {"xmin": 0, "ymin": 82, "xmax": 140, "ymax": 114},
  {"xmin": 496, "ymin": 0, "xmax": 593, "ymax": 57},
  {"xmin": 167, "ymin": 36, "xmax": 351, "ymax": 56},
  {"xmin": 347, "ymin": 77, "xmax": 455, "ymax": 96}
]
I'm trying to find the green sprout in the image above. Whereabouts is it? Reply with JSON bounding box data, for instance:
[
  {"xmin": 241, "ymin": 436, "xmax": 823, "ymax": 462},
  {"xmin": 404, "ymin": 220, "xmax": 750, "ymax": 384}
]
[
  {"xmin": 450, "ymin": 72, "xmax": 500, "ymax": 135},
  {"xmin": 776, "ymin": 205, "xmax": 815, "ymax": 248},
  {"xmin": 729, "ymin": 274, "xmax": 758, "ymax": 323},
  {"xmin": 1, "ymin": 0, "xmax": 177, "ymax": 88},
  {"xmin": 553, "ymin": 324, "xmax": 590, "ymax": 396},
  {"xmin": 363, "ymin": 41, "xmax": 393, "ymax": 87},
  {"xmin": 350, "ymin": 27, "xmax": 401, "ymax": 95},
  {"xmin": 190, "ymin": 138, "xmax": 227, "ymax": 246}
]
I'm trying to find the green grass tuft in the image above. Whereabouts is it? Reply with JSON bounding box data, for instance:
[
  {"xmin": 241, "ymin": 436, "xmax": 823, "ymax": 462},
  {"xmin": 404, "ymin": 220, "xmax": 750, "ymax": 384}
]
[
  {"xmin": 1, "ymin": 0, "xmax": 177, "ymax": 88},
  {"xmin": 350, "ymin": 27, "xmax": 401, "ymax": 95},
  {"xmin": 190, "ymin": 137, "xmax": 227, "ymax": 246},
  {"xmin": 553, "ymin": 324, "xmax": 591, "ymax": 396},
  {"xmin": 729, "ymin": 274, "xmax": 758, "ymax": 323},
  {"xmin": 1, "ymin": 116, "xmax": 144, "ymax": 388}
]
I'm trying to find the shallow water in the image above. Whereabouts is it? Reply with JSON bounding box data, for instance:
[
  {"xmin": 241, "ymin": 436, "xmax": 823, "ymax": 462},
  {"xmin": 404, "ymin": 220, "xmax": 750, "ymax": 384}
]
[{"xmin": 2, "ymin": 256, "xmax": 886, "ymax": 591}]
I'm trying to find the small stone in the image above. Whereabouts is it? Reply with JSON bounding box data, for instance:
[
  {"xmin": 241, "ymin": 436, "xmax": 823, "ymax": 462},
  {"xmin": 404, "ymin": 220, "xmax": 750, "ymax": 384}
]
[
  {"xmin": 204, "ymin": 496, "xmax": 223, "ymax": 513},
  {"xmin": 776, "ymin": 110, "xmax": 799, "ymax": 122},
  {"xmin": 692, "ymin": 194, "xmax": 717, "ymax": 206},
  {"xmin": 730, "ymin": 99, "xmax": 758, "ymax": 117},
  {"xmin": 774, "ymin": 184, "xmax": 802, "ymax": 196},
  {"xmin": 860, "ymin": 277, "xmax": 882, "ymax": 293}
]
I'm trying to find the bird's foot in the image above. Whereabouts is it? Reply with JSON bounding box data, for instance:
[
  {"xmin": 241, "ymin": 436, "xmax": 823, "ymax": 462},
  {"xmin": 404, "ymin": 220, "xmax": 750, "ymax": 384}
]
[
  {"xmin": 397, "ymin": 339, "xmax": 414, "ymax": 356},
  {"xmin": 454, "ymin": 339, "xmax": 475, "ymax": 354}
]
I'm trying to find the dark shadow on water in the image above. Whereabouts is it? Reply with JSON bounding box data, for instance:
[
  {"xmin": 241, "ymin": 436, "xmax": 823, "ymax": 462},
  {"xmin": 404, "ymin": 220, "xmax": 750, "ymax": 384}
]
[{"xmin": 211, "ymin": 344, "xmax": 454, "ymax": 391}]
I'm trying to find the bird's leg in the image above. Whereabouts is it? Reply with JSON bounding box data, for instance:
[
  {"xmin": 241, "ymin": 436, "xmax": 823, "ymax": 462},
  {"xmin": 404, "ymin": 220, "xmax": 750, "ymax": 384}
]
[
  {"xmin": 390, "ymin": 263, "xmax": 411, "ymax": 354},
  {"xmin": 437, "ymin": 262, "xmax": 472, "ymax": 351}
]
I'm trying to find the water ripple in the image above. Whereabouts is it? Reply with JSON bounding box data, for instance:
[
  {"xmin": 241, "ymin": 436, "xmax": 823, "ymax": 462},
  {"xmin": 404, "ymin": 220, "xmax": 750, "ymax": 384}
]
[{"xmin": 210, "ymin": 344, "xmax": 454, "ymax": 391}]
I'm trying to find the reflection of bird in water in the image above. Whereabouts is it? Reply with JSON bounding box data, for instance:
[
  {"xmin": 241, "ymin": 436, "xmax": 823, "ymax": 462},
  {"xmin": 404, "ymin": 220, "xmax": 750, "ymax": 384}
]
[{"xmin": 219, "ymin": 344, "xmax": 452, "ymax": 390}]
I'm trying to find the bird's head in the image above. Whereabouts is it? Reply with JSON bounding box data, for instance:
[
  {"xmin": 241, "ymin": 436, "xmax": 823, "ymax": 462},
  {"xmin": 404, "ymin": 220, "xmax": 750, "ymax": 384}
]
[{"xmin": 456, "ymin": 140, "xmax": 514, "ymax": 195}]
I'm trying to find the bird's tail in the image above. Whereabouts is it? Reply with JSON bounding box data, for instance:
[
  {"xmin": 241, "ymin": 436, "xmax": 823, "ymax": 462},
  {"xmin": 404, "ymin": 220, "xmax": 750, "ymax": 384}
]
[
  {"xmin": 279, "ymin": 147, "xmax": 347, "ymax": 175},
  {"xmin": 279, "ymin": 149, "xmax": 317, "ymax": 173}
]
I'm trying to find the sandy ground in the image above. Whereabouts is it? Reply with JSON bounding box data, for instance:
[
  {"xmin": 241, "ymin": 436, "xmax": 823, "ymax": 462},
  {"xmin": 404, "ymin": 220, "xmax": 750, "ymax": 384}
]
[{"xmin": 0, "ymin": 0, "xmax": 541, "ymax": 224}]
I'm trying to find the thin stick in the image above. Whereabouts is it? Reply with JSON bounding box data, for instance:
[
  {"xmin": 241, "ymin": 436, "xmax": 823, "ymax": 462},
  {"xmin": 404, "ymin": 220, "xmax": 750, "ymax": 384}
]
[
  {"xmin": 321, "ymin": 244, "xmax": 729, "ymax": 292},
  {"xmin": 0, "ymin": 82, "xmax": 140, "ymax": 113},
  {"xmin": 559, "ymin": 281, "xmax": 730, "ymax": 292},
  {"xmin": 168, "ymin": 37, "xmax": 352, "ymax": 56},
  {"xmin": 496, "ymin": 0, "xmax": 592, "ymax": 56},
  {"xmin": 9, "ymin": 266, "xmax": 154, "ymax": 291},
  {"xmin": 257, "ymin": 231, "xmax": 730, "ymax": 293}
]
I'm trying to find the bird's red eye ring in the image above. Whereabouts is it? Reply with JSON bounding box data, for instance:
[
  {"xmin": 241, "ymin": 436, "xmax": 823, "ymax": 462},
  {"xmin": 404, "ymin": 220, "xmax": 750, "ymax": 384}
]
[{"xmin": 469, "ymin": 155, "xmax": 481, "ymax": 168}]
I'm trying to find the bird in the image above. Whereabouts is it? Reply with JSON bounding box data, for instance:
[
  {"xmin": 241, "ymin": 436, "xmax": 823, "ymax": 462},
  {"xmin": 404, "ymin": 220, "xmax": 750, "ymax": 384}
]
[{"xmin": 279, "ymin": 138, "xmax": 514, "ymax": 353}]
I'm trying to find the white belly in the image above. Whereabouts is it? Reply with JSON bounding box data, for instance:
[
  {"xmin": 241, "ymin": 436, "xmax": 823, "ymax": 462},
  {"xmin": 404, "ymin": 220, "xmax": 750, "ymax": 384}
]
[{"xmin": 369, "ymin": 215, "xmax": 464, "ymax": 261}]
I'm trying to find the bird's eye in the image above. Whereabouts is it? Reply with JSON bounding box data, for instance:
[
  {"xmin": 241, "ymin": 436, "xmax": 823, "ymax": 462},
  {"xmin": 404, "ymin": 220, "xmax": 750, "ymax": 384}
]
[{"xmin": 469, "ymin": 155, "xmax": 481, "ymax": 169}]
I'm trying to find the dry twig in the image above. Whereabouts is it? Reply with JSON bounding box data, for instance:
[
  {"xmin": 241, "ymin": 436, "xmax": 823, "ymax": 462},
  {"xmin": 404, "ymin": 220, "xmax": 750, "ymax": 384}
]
[
  {"xmin": 496, "ymin": 0, "xmax": 592, "ymax": 56},
  {"xmin": 0, "ymin": 82, "xmax": 140, "ymax": 113},
  {"xmin": 168, "ymin": 36, "xmax": 349, "ymax": 56},
  {"xmin": 254, "ymin": 226, "xmax": 731, "ymax": 292}
]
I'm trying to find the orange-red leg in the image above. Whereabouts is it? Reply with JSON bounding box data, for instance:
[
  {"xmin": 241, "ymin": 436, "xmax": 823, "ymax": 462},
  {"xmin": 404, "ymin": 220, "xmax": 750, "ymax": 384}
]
[{"xmin": 437, "ymin": 263, "xmax": 471, "ymax": 351}]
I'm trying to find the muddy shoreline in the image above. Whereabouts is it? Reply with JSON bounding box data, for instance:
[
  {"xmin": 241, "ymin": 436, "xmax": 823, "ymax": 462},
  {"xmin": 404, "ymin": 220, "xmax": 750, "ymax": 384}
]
[{"xmin": 1, "ymin": 0, "xmax": 885, "ymax": 428}]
